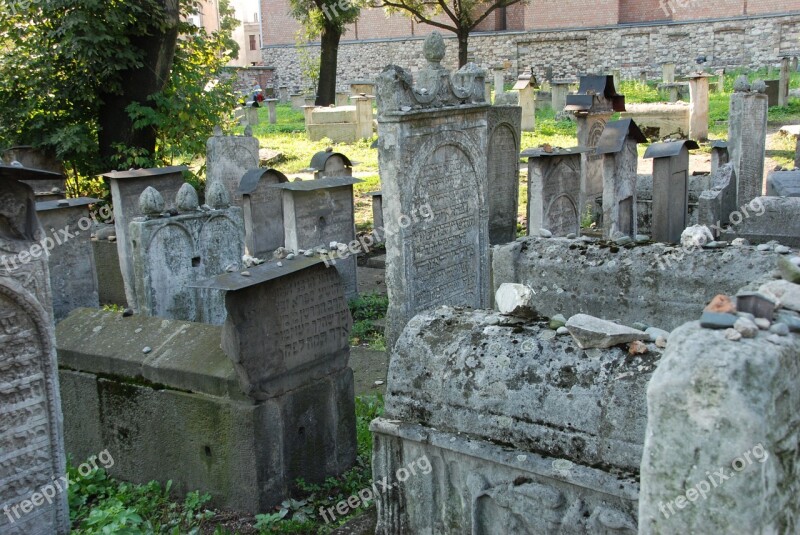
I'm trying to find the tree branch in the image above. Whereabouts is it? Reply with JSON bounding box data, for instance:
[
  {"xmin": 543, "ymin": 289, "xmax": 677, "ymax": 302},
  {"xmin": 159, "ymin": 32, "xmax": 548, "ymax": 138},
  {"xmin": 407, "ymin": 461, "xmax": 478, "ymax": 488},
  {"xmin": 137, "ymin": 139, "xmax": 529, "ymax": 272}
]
[
  {"xmin": 469, "ymin": 0, "xmax": 524, "ymax": 30},
  {"xmin": 378, "ymin": 0, "xmax": 457, "ymax": 32}
]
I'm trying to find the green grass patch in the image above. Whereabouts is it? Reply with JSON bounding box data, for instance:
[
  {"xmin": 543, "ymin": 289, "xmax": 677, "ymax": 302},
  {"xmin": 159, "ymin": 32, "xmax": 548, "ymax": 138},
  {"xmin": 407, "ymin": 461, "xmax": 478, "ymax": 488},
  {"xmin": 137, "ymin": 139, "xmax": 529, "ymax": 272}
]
[{"xmin": 349, "ymin": 292, "xmax": 388, "ymax": 351}]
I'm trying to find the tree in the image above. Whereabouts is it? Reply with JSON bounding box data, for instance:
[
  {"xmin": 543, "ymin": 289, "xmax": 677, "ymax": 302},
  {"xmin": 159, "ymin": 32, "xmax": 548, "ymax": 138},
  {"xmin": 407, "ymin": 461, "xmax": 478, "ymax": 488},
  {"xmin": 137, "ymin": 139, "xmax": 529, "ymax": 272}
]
[
  {"xmin": 288, "ymin": 0, "xmax": 362, "ymax": 106},
  {"xmin": 378, "ymin": 0, "xmax": 527, "ymax": 67}
]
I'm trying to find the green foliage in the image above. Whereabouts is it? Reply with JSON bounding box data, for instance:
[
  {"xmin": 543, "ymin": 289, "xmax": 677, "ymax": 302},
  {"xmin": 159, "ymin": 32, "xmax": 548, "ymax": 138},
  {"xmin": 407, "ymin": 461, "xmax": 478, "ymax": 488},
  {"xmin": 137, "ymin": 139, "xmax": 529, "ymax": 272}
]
[
  {"xmin": 349, "ymin": 292, "xmax": 388, "ymax": 349},
  {"xmin": 617, "ymin": 80, "xmax": 664, "ymax": 103}
]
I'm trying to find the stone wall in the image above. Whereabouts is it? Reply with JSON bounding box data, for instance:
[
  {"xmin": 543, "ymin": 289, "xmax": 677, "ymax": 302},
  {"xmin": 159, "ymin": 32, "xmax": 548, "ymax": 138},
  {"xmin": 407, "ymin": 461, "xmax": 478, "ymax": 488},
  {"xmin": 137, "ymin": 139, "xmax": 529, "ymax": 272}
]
[{"xmin": 263, "ymin": 14, "xmax": 800, "ymax": 91}]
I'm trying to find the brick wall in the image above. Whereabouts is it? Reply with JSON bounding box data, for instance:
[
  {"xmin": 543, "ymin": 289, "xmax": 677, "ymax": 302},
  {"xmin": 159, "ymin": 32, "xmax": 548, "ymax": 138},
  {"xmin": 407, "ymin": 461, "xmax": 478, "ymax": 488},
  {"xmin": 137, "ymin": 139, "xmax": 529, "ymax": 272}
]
[{"xmin": 620, "ymin": 0, "xmax": 671, "ymax": 23}]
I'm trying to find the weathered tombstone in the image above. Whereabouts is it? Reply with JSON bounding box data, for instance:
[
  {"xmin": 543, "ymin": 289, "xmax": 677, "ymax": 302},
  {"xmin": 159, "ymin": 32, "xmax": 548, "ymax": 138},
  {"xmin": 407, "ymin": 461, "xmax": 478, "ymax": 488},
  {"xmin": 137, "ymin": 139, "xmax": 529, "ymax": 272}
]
[
  {"xmin": 375, "ymin": 31, "xmax": 489, "ymax": 349},
  {"xmin": 728, "ymin": 77, "xmax": 768, "ymax": 208},
  {"xmin": 289, "ymin": 93, "xmax": 304, "ymax": 110},
  {"xmin": 612, "ymin": 68, "xmax": 621, "ymax": 89},
  {"xmin": 550, "ymin": 78, "xmax": 574, "ymax": 113},
  {"xmin": 484, "ymin": 80, "xmax": 492, "ymax": 103},
  {"xmin": 661, "ymin": 61, "xmax": 676, "ymax": 83},
  {"xmin": 710, "ymin": 140, "xmax": 729, "ymax": 174},
  {"xmin": 566, "ymin": 75, "xmax": 626, "ymax": 218},
  {"xmin": 272, "ymin": 176, "xmax": 362, "ymax": 299},
  {"xmin": 644, "ymin": 140, "xmax": 699, "ymax": 243},
  {"xmin": 278, "ymin": 85, "xmax": 289, "ymax": 103},
  {"xmin": 596, "ymin": 119, "xmax": 647, "ymax": 239},
  {"xmin": 367, "ymin": 191, "xmax": 384, "ymax": 232},
  {"xmin": 764, "ymin": 80, "xmax": 780, "ymax": 107},
  {"xmin": 103, "ymin": 165, "xmax": 187, "ymax": 309},
  {"xmin": 523, "ymin": 146, "xmax": 587, "ymax": 237},
  {"xmin": 35, "ymin": 197, "xmax": 101, "ymax": 322},
  {"xmin": 493, "ymin": 64, "xmax": 506, "ymax": 99},
  {"xmin": 0, "ymin": 164, "xmax": 69, "ymax": 535},
  {"xmin": 793, "ymin": 56, "xmax": 799, "ymax": 72},
  {"xmin": 350, "ymin": 94, "xmax": 375, "ymax": 139},
  {"xmin": 780, "ymin": 56, "xmax": 790, "ymax": 107},
  {"xmin": 238, "ymin": 168, "xmax": 288, "ymax": 257},
  {"xmin": 766, "ymin": 169, "xmax": 800, "ymax": 197},
  {"xmin": 265, "ymin": 98, "xmax": 278, "ymax": 124},
  {"xmin": 639, "ymin": 70, "xmax": 648, "ymax": 84},
  {"xmin": 129, "ymin": 183, "xmax": 244, "ymax": 324},
  {"xmin": 487, "ymin": 106, "xmax": 522, "ymax": 245},
  {"xmin": 715, "ymin": 68, "xmax": 726, "ymax": 93},
  {"xmin": 349, "ymin": 79, "xmax": 375, "ymax": 96},
  {"xmin": 697, "ymin": 163, "xmax": 738, "ymax": 235},
  {"xmin": 335, "ymin": 91, "xmax": 350, "ymax": 107},
  {"xmin": 687, "ymin": 72, "xmax": 711, "ymax": 141},
  {"xmin": 659, "ymin": 82, "xmax": 681, "ymax": 103},
  {"xmin": 511, "ymin": 67, "xmax": 538, "ymax": 132},
  {"xmin": 206, "ymin": 128, "xmax": 260, "ymax": 207},
  {"xmin": 307, "ymin": 149, "xmax": 354, "ymax": 179},
  {"xmin": 243, "ymin": 105, "xmax": 259, "ymax": 126}
]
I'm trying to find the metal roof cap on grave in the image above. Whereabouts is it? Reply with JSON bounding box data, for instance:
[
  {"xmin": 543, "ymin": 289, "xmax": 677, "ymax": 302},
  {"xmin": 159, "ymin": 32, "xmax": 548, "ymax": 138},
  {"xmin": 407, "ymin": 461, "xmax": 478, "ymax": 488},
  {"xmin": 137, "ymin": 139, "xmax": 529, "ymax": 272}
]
[
  {"xmin": 238, "ymin": 168, "xmax": 288, "ymax": 195},
  {"xmin": 36, "ymin": 197, "xmax": 102, "ymax": 211},
  {"xmin": 643, "ymin": 140, "xmax": 700, "ymax": 159},
  {"xmin": 595, "ymin": 119, "xmax": 648, "ymax": 155},
  {"xmin": 512, "ymin": 68, "xmax": 539, "ymax": 90},
  {"xmin": 0, "ymin": 163, "xmax": 64, "ymax": 181},
  {"xmin": 268, "ymin": 176, "xmax": 363, "ymax": 191},
  {"xmin": 101, "ymin": 165, "xmax": 188, "ymax": 180},
  {"xmin": 366, "ymin": 190, "xmax": 382, "ymax": 197},
  {"xmin": 565, "ymin": 75, "xmax": 626, "ymax": 112},
  {"xmin": 308, "ymin": 149, "xmax": 354, "ymax": 171},
  {"xmin": 520, "ymin": 146, "xmax": 590, "ymax": 158},
  {"xmin": 710, "ymin": 140, "xmax": 729, "ymax": 149},
  {"xmin": 192, "ymin": 256, "xmax": 327, "ymax": 291}
]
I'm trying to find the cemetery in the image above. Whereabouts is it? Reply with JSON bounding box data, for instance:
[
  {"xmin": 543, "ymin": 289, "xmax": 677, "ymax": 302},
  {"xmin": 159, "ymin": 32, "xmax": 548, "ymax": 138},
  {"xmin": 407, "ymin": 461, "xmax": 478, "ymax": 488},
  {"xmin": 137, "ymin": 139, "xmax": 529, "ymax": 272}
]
[{"xmin": 2, "ymin": 3, "xmax": 800, "ymax": 534}]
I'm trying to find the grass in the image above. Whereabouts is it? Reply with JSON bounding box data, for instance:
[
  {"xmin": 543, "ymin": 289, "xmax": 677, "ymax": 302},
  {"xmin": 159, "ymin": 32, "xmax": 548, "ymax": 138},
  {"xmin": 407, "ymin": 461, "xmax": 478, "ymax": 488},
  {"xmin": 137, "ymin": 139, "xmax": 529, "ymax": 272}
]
[{"xmin": 349, "ymin": 292, "xmax": 389, "ymax": 351}]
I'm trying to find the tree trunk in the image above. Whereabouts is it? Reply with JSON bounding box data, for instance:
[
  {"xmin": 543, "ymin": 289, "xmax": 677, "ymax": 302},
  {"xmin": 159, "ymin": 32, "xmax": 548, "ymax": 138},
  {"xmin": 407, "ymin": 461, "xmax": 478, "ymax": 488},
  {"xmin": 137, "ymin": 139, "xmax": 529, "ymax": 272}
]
[
  {"xmin": 457, "ymin": 30, "xmax": 469, "ymax": 67},
  {"xmin": 97, "ymin": 2, "xmax": 180, "ymax": 168},
  {"xmin": 316, "ymin": 24, "xmax": 341, "ymax": 106}
]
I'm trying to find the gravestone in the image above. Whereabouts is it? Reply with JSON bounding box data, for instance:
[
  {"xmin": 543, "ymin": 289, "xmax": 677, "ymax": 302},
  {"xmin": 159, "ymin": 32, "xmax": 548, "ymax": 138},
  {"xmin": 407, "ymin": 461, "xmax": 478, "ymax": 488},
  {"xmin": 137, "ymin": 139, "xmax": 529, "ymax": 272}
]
[
  {"xmin": 368, "ymin": 191, "xmax": 384, "ymax": 231},
  {"xmin": 0, "ymin": 164, "xmax": 69, "ymax": 535},
  {"xmin": 2, "ymin": 146, "xmax": 66, "ymax": 196},
  {"xmin": 687, "ymin": 73, "xmax": 711, "ymax": 141},
  {"xmin": 715, "ymin": 69, "xmax": 726, "ymax": 93},
  {"xmin": 206, "ymin": 129, "xmax": 260, "ymax": 206},
  {"xmin": 265, "ymin": 98, "xmax": 278, "ymax": 124},
  {"xmin": 487, "ymin": 106, "xmax": 522, "ymax": 245},
  {"xmin": 350, "ymin": 79, "xmax": 375, "ymax": 96},
  {"xmin": 780, "ymin": 56, "xmax": 790, "ymax": 107},
  {"xmin": 644, "ymin": 140, "xmax": 699, "ymax": 243},
  {"xmin": 239, "ymin": 168, "xmax": 288, "ymax": 258},
  {"xmin": 710, "ymin": 140, "xmax": 729, "ymax": 173},
  {"xmin": 308, "ymin": 149, "xmax": 354, "ymax": 179},
  {"xmin": 550, "ymin": 79, "xmax": 574, "ymax": 113},
  {"xmin": 566, "ymin": 75, "xmax": 626, "ymax": 217},
  {"xmin": 764, "ymin": 80, "xmax": 780, "ymax": 107},
  {"xmin": 524, "ymin": 146, "xmax": 588, "ymax": 237},
  {"xmin": 493, "ymin": 65, "xmax": 506, "ymax": 99},
  {"xmin": 129, "ymin": 183, "xmax": 244, "ymax": 324},
  {"xmin": 661, "ymin": 62, "xmax": 676, "ymax": 83},
  {"xmin": 375, "ymin": 31, "xmax": 489, "ymax": 349},
  {"xmin": 766, "ymin": 169, "xmax": 800, "ymax": 197},
  {"xmin": 697, "ymin": 163, "xmax": 738, "ymax": 235},
  {"xmin": 35, "ymin": 197, "xmax": 101, "ymax": 322},
  {"xmin": 103, "ymin": 165, "xmax": 187, "ymax": 309},
  {"xmin": 596, "ymin": 119, "xmax": 647, "ymax": 239},
  {"xmin": 728, "ymin": 78, "xmax": 768, "ymax": 208},
  {"xmin": 272, "ymin": 177, "xmax": 362, "ymax": 299},
  {"xmin": 511, "ymin": 67, "xmax": 537, "ymax": 131},
  {"xmin": 278, "ymin": 85, "xmax": 289, "ymax": 103}
]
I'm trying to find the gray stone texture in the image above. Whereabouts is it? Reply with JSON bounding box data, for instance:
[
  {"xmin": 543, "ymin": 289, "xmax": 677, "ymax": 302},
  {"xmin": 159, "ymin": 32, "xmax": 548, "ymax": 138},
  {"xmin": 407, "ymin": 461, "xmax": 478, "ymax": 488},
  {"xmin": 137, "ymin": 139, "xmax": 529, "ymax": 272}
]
[
  {"xmin": 0, "ymin": 177, "xmax": 69, "ymax": 535},
  {"xmin": 524, "ymin": 148, "xmax": 585, "ymax": 237},
  {"xmin": 373, "ymin": 306, "xmax": 659, "ymax": 533},
  {"xmin": 728, "ymin": 88, "xmax": 768, "ymax": 208},
  {"xmin": 719, "ymin": 196, "xmax": 800, "ymax": 247},
  {"xmin": 129, "ymin": 185, "xmax": 244, "ymax": 324},
  {"xmin": 92, "ymin": 236, "xmax": 127, "ymax": 307},
  {"xmin": 104, "ymin": 166, "xmax": 187, "ymax": 310},
  {"xmin": 602, "ymin": 138, "xmax": 640, "ymax": 239},
  {"xmin": 491, "ymin": 237, "xmax": 780, "ymax": 331},
  {"xmin": 487, "ymin": 106, "xmax": 521, "ymax": 245},
  {"xmin": 766, "ymin": 169, "xmax": 800, "ymax": 197},
  {"xmin": 206, "ymin": 132, "xmax": 260, "ymax": 207},
  {"xmin": 640, "ymin": 320, "xmax": 800, "ymax": 534},
  {"xmin": 637, "ymin": 172, "xmax": 711, "ymax": 237},
  {"xmin": 646, "ymin": 142, "xmax": 692, "ymax": 244},
  {"xmin": 239, "ymin": 168, "xmax": 287, "ymax": 257},
  {"xmin": 36, "ymin": 199, "xmax": 100, "ymax": 322},
  {"xmin": 697, "ymin": 162, "xmax": 738, "ymax": 234}
]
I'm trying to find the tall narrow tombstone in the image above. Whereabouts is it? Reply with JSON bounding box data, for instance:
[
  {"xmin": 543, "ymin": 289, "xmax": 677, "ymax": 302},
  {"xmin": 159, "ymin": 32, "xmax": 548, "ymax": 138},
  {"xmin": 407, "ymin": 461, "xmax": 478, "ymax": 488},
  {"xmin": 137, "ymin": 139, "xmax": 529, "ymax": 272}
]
[
  {"xmin": 644, "ymin": 140, "xmax": 699, "ymax": 243},
  {"xmin": 307, "ymin": 149, "xmax": 354, "ymax": 179},
  {"xmin": 715, "ymin": 69, "xmax": 726, "ymax": 93},
  {"xmin": 272, "ymin": 177, "xmax": 362, "ymax": 299},
  {"xmin": 206, "ymin": 128, "xmax": 260, "ymax": 206},
  {"xmin": 612, "ymin": 69, "xmax": 621, "ymax": 89},
  {"xmin": 728, "ymin": 77, "xmax": 768, "ymax": 208},
  {"xmin": 238, "ymin": 168, "xmax": 288, "ymax": 257},
  {"xmin": 566, "ymin": 75, "xmax": 626, "ymax": 219},
  {"xmin": 512, "ymin": 68, "xmax": 537, "ymax": 132},
  {"xmin": 265, "ymin": 98, "xmax": 278, "ymax": 124},
  {"xmin": 103, "ymin": 165, "xmax": 187, "ymax": 309},
  {"xmin": 493, "ymin": 65, "xmax": 505, "ymax": 99},
  {"xmin": 524, "ymin": 146, "xmax": 588, "ymax": 237},
  {"xmin": 780, "ymin": 56, "xmax": 790, "ymax": 107},
  {"xmin": 687, "ymin": 73, "xmax": 711, "ymax": 141},
  {"xmin": 129, "ymin": 183, "xmax": 244, "ymax": 324},
  {"xmin": 351, "ymin": 94, "xmax": 376, "ymax": 140},
  {"xmin": 35, "ymin": 197, "xmax": 101, "ymax": 322},
  {"xmin": 278, "ymin": 85, "xmax": 289, "ymax": 103},
  {"xmin": 0, "ymin": 164, "xmax": 69, "ymax": 535},
  {"xmin": 367, "ymin": 191, "xmax": 384, "ymax": 233},
  {"xmin": 710, "ymin": 140, "xmax": 729, "ymax": 174},
  {"xmin": 487, "ymin": 106, "xmax": 522, "ymax": 245},
  {"xmin": 550, "ymin": 79, "xmax": 574, "ymax": 113},
  {"xmin": 375, "ymin": 31, "xmax": 489, "ymax": 349},
  {"xmin": 484, "ymin": 80, "xmax": 492, "ymax": 104},
  {"xmin": 698, "ymin": 163, "xmax": 738, "ymax": 236},
  {"xmin": 596, "ymin": 119, "xmax": 647, "ymax": 239},
  {"xmin": 661, "ymin": 62, "xmax": 676, "ymax": 84}
]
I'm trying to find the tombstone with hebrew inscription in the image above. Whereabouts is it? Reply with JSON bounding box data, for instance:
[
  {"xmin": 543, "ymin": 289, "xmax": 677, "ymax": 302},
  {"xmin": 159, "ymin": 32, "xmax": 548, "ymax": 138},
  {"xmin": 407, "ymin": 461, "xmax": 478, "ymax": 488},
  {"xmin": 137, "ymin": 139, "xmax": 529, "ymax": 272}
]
[
  {"xmin": 487, "ymin": 106, "xmax": 521, "ymax": 245},
  {"xmin": 644, "ymin": 140, "xmax": 699, "ymax": 244},
  {"xmin": 375, "ymin": 31, "xmax": 490, "ymax": 349},
  {"xmin": 206, "ymin": 128, "xmax": 260, "ymax": 206},
  {"xmin": 524, "ymin": 146, "xmax": 588, "ymax": 237},
  {"xmin": 239, "ymin": 168, "xmax": 288, "ymax": 258},
  {"xmin": 0, "ymin": 164, "xmax": 69, "ymax": 535}
]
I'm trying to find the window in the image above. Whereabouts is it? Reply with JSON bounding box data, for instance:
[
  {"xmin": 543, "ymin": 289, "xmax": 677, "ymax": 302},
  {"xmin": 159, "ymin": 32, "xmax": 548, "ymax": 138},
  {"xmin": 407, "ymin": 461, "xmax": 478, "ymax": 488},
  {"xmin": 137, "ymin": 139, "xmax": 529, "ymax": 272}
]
[{"xmin": 249, "ymin": 34, "xmax": 257, "ymax": 51}]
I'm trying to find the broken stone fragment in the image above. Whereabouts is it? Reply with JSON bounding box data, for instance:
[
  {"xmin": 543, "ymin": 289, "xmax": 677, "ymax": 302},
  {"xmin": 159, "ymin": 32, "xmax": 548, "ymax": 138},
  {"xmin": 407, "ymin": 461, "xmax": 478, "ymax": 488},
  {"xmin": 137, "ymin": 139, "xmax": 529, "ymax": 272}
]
[
  {"xmin": 724, "ymin": 328, "xmax": 742, "ymax": 341},
  {"xmin": 770, "ymin": 322, "xmax": 790, "ymax": 336},
  {"xmin": 645, "ymin": 327, "xmax": 669, "ymax": 342},
  {"xmin": 754, "ymin": 318, "xmax": 771, "ymax": 330},
  {"xmin": 759, "ymin": 280, "xmax": 800, "ymax": 313},
  {"xmin": 735, "ymin": 291, "xmax": 776, "ymax": 320},
  {"xmin": 655, "ymin": 335, "xmax": 667, "ymax": 348},
  {"xmin": 734, "ymin": 317, "xmax": 758, "ymax": 338},
  {"xmin": 699, "ymin": 311, "xmax": 738, "ymax": 329},
  {"xmin": 495, "ymin": 283, "xmax": 539, "ymax": 318},
  {"xmin": 628, "ymin": 340, "xmax": 648, "ymax": 355},
  {"xmin": 681, "ymin": 224, "xmax": 713, "ymax": 248},
  {"xmin": 565, "ymin": 313, "xmax": 648, "ymax": 349},
  {"xmin": 778, "ymin": 255, "xmax": 800, "ymax": 284},
  {"xmin": 548, "ymin": 313, "xmax": 567, "ymax": 330},
  {"xmin": 705, "ymin": 294, "xmax": 736, "ymax": 314}
]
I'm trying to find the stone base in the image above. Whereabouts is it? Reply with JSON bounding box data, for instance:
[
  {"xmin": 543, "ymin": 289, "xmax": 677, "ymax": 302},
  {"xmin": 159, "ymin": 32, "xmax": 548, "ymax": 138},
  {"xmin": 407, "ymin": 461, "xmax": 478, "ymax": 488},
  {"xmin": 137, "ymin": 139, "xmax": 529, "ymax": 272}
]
[{"xmin": 619, "ymin": 103, "xmax": 689, "ymax": 140}]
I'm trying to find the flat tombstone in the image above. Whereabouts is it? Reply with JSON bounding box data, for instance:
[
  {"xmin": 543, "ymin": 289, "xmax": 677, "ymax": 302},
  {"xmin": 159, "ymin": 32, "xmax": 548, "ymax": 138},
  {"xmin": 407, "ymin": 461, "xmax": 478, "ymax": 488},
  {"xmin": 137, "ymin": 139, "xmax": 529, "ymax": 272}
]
[
  {"xmin": 206, "ymin": 132, "xmax": 260, "ymax": 206},
  {"xmin": 239, "ymin": 169, "xmax": 288, "ymax": 257},
  {"xmin": 0, "ymin": 166, "xmax": 69, "ymax": 535},
  {"xmin": 710, "ymin": 141, "xmax": 729, "ymax": 174},
  {"xmin": 766, "ymin": 170, "xmax": 800, "ymax": 197},
  {"xmin": 278, "ymin": 86, "xmax": 289, "ymax": 103},
  {"xmin": 688, "ymin": 73, "xmax": 711, "ymax": 142},
  {"xmin": 487, "ymin": 107, "xmax": 521, "ymax": 245},
  {"xmin": 644, "ymin": 140, "xmax": 699, "ymax": 243},
  {"xmin": 524, "ymin": 146, "xmax": 587, "ymax": 237},
  {"xmin": 103, "ymin": 165, "xmax": 187, "ymax": 309},
  {"xmin": 728, "ymin": 80, "xmax": 768, "ymax": 208},
  {"xmin": 35, "ymin": 198, "xmax": 101, "ymax": 322}
]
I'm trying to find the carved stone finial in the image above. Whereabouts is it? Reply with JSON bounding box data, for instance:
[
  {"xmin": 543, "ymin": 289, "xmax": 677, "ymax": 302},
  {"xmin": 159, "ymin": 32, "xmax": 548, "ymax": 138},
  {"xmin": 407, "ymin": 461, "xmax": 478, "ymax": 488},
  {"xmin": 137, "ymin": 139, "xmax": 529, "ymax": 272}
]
[
  {"xmin": 733, "ymin": 75, "xmax": 750, "ymax": 92},
  {"xmin": 139, "ymin": 186, "xmax": 165, "ymax": 216},
  {"xmin": 175, "ymin": 182, "xmax": 199, "ymax": 212},
  {"xmin": 424, "ymin": 32, "xmax": 445, "ymax": 66},
  {"xmin": 751, "ymin": 79, "xmax": 767, "ymax": 94},
  {"xmin": 205, "ymin": 180, "xmax": 230, "ymax": 209},
  {"xmin": 213, "ymin": 125, "xmax": 223, "ymax": 136}
]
